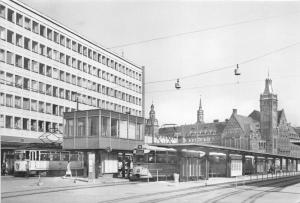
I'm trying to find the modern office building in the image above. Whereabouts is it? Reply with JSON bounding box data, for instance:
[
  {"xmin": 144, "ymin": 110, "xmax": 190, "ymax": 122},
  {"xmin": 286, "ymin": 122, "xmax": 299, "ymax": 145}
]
[{"xmin": 0, "ymin": 0, "xmax": 145, "ymax": 172}]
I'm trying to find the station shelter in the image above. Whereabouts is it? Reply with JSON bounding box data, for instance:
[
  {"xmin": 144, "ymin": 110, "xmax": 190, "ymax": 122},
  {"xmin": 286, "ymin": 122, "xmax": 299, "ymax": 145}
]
[
  {"xmin": 153, "ymin": 143, "xmax": 300, "ymax": 181},
  {"xmin": 63, "ymin": 109, "xmax": 144, "ymax": 178}
]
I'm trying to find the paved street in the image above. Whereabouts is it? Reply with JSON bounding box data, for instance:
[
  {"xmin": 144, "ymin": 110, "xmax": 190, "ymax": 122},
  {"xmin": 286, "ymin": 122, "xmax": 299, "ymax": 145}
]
[{"xmin": 2, "ymin": 175, "xmax": 300, "ymax": 203}]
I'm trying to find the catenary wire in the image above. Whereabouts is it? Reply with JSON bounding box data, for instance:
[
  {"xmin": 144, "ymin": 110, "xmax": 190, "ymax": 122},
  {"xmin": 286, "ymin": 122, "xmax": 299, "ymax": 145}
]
[
  {"xmin": 145, "ymin": 41, "xmax": 300, "ymax": 85},
  {"xmin": 108, "ymin": 10, "xmax": 300, "ymax": 49}
]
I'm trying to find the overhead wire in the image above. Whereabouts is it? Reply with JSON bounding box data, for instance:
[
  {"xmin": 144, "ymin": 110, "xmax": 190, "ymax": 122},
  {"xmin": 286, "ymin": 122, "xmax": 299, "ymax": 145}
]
[
  {"xmin": 108, "ymin": 10, "xmax": 300, "ymax": 49},
  {"xmin": 146, "ymin": 74, "xmax": 300, "ymax": 94},
  {"xmin": 145, "ymin": 41, "xmax": 300, "ymax": 85}
]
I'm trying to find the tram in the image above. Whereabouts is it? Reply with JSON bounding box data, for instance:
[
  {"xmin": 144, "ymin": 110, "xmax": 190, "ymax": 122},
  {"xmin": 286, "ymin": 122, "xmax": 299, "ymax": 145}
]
[
  {"xmin": 131, "ymin": 145, "xmax": 178, "ymax": 180},
  {"xmin": 14, "ymin": 149, "xmax": 84, "ymax": 176}
]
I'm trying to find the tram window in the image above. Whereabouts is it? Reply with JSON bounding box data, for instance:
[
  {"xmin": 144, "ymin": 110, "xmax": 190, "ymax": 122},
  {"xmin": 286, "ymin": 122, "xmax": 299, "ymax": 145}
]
[
  {"xmin": 70, "ymin": 153, "xmax": 78, "ymax": 161},
  {"xmin": 51, "ymin": 152, "xmax": 60, "ymax": 161},
  {"xmin": 25, "ymin": 151, "xmax": 29, "ymax": 159},
  {"xmin": 156, "ymin": 152, "xmax": 167, "ymax": 163},
  {"xmin": 134, "ymin": 154, "xmax": 145, "ymax": 163},
  {"xmin": 148, "ymin": 152, "xmax": 155, "ymax": 163},
  {"xmin": 40, "ymin": 151, "xmax": 50, "ymax": 161},
  {"xmin": 61, "ymin": 152, "xmax": 69, "ymax": 161},
  {"xmin": 36, "ymin": 151, "xmax": 40, "ymax": 161},
  {"xmin": 15, "ymin": 152, "xmax": 25, "ymax": 160}
]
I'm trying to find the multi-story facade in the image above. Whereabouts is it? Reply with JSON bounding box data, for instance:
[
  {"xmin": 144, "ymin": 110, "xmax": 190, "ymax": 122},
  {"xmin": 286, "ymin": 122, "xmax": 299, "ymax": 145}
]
[{"xmin": 0, "ymin": 0, "xmax": 144, "ymax": 171}]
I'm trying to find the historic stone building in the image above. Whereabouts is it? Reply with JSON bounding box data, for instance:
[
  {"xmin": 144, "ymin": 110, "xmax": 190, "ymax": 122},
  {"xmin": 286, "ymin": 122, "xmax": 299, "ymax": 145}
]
[
  {"xmin": 221, "ymin": 77, "xmax": 300, "ymax": 156},
  {"xmin": 221, "ymin": 109, "xmax": 265, "ymax": 152}
]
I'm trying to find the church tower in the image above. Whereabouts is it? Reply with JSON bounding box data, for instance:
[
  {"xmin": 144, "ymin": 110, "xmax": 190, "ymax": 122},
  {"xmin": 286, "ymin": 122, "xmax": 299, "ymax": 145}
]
[
  {"xmin": 260, "ymin": 77, "xmax": 278, "ymax": 154},
  {"xmin": 197, "ymin": 97, "xmax": 204, "ymax": 123},
  {"xmin": 149, "ymin": 103, "xmax": 156, "ymax": 124}
]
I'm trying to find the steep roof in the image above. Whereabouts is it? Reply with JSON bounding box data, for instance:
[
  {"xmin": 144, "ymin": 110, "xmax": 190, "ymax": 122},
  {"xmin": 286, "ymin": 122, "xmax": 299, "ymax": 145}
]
[{"xmin": 248, "ymin": 110, "xmax": 260, "ymax": 122}]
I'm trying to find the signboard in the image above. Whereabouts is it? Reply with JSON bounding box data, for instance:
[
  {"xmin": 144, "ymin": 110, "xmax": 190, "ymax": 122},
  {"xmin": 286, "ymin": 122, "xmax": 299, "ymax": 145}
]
[
  {"xmin": 136, "ymin": 149, "xmax": 144, "ymax": 155},
  {"xmin": 88, "ymin": 153, "xmax": 95, "ymax": 180}
]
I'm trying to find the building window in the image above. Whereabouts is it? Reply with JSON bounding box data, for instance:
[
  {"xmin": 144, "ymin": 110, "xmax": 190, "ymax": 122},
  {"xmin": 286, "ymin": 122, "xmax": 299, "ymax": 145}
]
[
  {"xmin": 7, "ymin": 8, "xmax": 14, "ymax": 23},
  {"xmin": 46, "ymin": 84, "xmax": 52, "ymax": 96},
  {"xmin": 88, "ymin": 116, "xmax": 99, "ymax": 136},
  {"xmin": 31, "ymin": 119, "xmax": 37, "ymax": 131},
  {"xmin": 65, "ymin": 119, "xmax": 74, "ymax": 137},
  {"xmin": 15, "ymin": 75, "xmax": 22, "ymax": 88},
  {"xmin": 23, "ymin": 118, "xmax": 29, "ymax": 130},
  {"xmin": 0, "ymin": 5, "xmax": 5, "ymax": 19},
  {"xmin": 16, "ymin": 13, "xmax": 23, "ymax": 26},
  {"xmin": 31, "ymin": 99, "xmax": 37, "ymax": 111},
  {"xmin": 32, "ymin": 21, "xmax": 39, "ymax": 34},
  {"xmin": 6, "ymin": 51, "xmax": 14, "ymax": 65},
  {"xmin": 40, "ymin": 44, "xmax": 45, "ymax": 56},
  {"xmin": 0, "ymin": 26, "xmax": 5, "ymax": 40},
  {"xmin": 23, "ymin": 98, "xmax": 30, "ymax": 110},
  {"xmin": 31, "ymin": 80, "xmax": 38, "ymax": 92},
  {"xmin": 47, "ymin": 28, "xmax": 52, "ymax": 40},
  {"xmin": 24, "ymin": 37, "xmax": 31, "ymax": 50},
  {"xmin": 39, "ymin": 82, "xmax": 45, "ymax": 94},
  {"xmin": 7, "ymin": 30, "xmax": 14, "ymax": 44},
  {"xmin": 77, "ymin": 117, "xmax": 86, "ymax": 137},
  {"xmin": 6, "ymin": 115, "xmax": 13, "ymax": 128},
  {"xmin": 39, "ymin": 63, "xmax": 45, "ymax": 75},
  {"xmin": 38, "ymin": 101, "xmax": 44, "ymax": 113},
  {"xmin": 31, "ymin": 60, "xmax": 39, "ymax": 72},
  {"xmin": 60, "ymin": 35, "xmax": 65, "ymax": 46},
  {"xmin": 38, "ymin": 121, "xmax": 44, "ymax": 132},
  {"xmin": 46, "ymin": 103, "xmax": 51, "ymax": 114},
  {"xmin": 0, "ymin": 93, "xmax": 4, "ymax": 105},
  {"xmin": 54, "ymin": 31, "xmax": 59, "ymax": 44},
  {"xmin": 15, "ymin": 54, "xmax": 22, "ymax": 67},
  {"xmin": 0, "ymin": 49, "xmax": 4, "ymax": 62},
  {"xmin": 111, "ymin": 118, "xmax": 119, "ymax": 137},
  {"xmin": 101, "ymin": 116, "xmax": 109, "ymax": 137},
  {"xmin": 16, "ymin": 33, "xmax": 23, "ymax": 47},
  {"xmin": 32, "ymin": 41, "xmax": 38, "ymax": 53},
  {"xmin": 24, "ymin": 17, "xmax": 31, "ymax": 30},
  {"xmin": 40, "ymin": 24, "xmax": 46, "ymax": 37},
  {"xmin": 6, "ymin": 94, "xmax": 13, "ymax": 107},
  {"xmin": 0, "ymin": 115, "xmax": 4, "ymax": 128},
  {"xmin": 24, "ymin": 57, "xmax": 30, "ymax": 70},
  {"xmin": 46, "ymin": 66, "xmax": 52, "ymax": 77}
]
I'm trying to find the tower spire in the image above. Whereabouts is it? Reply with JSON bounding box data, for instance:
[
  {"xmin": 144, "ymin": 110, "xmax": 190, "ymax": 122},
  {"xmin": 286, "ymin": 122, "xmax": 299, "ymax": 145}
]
[{"xmin": 197, "ymin": 96, "xmax": 204, "ymax": 123}]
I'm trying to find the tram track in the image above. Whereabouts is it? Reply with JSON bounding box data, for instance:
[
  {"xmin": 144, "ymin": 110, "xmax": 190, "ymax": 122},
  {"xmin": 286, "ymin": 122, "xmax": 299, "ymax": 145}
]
[
  {"xmin": 123, "ymin": 175, "xmax": 300, "ymax": 203},
  {"xmin": 1, "ymin": 180, "xmax": 138, "ymax": 199},
  {"xmin": 202, "ymin": 176, "xmax": 300, "ymax": 203}
]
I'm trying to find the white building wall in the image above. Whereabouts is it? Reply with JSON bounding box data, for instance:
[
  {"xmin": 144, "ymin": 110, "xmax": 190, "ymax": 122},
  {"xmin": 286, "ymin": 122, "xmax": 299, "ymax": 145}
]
[{"xmin": 0, "ymin": 0, "xmax": 144, "ymax": 140}]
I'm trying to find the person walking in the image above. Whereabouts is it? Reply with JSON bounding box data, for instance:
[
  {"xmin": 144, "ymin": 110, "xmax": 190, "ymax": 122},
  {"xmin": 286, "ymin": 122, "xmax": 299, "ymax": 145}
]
[{"xmin": 64, "ymin": 161, "xmax": 72, "ymax": 178}]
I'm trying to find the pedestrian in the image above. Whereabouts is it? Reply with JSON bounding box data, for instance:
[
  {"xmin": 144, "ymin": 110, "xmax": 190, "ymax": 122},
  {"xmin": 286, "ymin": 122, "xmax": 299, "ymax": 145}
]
[{"xmin": 64, "ymin": 161, "xmax": 72, "ymax": 178}]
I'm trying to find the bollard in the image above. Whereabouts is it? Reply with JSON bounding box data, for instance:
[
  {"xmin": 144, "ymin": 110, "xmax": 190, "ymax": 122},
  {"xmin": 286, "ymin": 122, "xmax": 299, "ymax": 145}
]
[
  {"xmin": 157, "ymin": 170, "xmax": 158, "ymax": 182},
  {"xmin": 147, "ymin": 170, "xmax": 149, "ymax": 183}
]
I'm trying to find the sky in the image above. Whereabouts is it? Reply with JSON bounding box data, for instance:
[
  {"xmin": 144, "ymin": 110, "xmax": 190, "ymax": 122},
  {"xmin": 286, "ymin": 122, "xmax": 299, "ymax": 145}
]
[{"xmin": 20, "ymin": 0, "xmax": 300, "ymax": 126}]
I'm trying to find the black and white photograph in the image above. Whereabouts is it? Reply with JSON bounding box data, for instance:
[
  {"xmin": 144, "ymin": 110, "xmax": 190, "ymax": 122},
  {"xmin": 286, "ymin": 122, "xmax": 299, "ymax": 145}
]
[{"xmin": 1, "ymin": 0, "xmax": 300, "ymax": 202}]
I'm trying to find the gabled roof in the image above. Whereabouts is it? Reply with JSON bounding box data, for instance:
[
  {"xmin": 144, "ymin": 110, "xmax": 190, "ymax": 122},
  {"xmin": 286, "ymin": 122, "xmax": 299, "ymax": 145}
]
[
  {"xmin": 248, "ymin": 110, "xmax": 260, "ymax": 122},
  {"xmin": 234, "ymin": 114, "xmax": 257, "ymax": 133},
  {"xmin": 277, "ymin": 110, "xmax": 287, "ymax": 125}
]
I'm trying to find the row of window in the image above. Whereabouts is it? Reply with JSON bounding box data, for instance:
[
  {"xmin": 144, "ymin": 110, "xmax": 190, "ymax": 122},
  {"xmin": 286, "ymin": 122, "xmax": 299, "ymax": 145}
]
[
  {"xmin": 0, "ymin": 92, "xmax": 75, "ymax": 115},
  {"xmin": 0, "ymin": 27, "xmax": 142, "ymax": 94},
  {"xmin": 65, "ymin": 116, "xmax": 143, "ymax": 140},
  {"xmin": 0, "ymin": 114, "xmax": 62, "ymax": 133},
  {"xmin": 0, "ymin": 50, "xmax": 143, "ymax": 114},
  {"xmin": 0, "ymin": 81, "xmax": 141, "ymax": 116},
  {"xmin": 0, "ymin": 4, "xmax": 142, "ymax": 81}
]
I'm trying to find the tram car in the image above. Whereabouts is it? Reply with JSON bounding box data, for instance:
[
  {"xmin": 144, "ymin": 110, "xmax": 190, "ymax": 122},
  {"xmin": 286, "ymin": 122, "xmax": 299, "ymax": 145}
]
[
  {"xmin": 14, "ymin": 149, "xmax": 84, "ymax": 176},
  {"xmin": 131, "ymin": 145, "xmax": 178, "ymax": 180}
]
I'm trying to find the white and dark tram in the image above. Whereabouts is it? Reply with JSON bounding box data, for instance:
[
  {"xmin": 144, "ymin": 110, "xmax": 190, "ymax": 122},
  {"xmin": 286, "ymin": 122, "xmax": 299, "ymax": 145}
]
[{"xmin": 14, "ymin": 149, "xmax": 84, "ymax": 176}]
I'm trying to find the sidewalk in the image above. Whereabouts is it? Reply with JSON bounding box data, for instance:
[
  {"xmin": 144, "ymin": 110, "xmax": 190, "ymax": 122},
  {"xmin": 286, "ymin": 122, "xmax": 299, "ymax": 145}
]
[
  {"xmin": 1, "ymin": 175, "xmax": 130, "ymax": 194},
  {"xmin": 2, "ymin": 171, "xmax": 299, "ymax": 195}
]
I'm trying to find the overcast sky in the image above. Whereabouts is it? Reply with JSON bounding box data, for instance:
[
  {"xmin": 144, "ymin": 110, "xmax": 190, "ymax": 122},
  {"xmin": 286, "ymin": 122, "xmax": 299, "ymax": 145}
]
[{"xmin": 20, "ymin": 0, "xmax": 300, "ymax": 126}]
